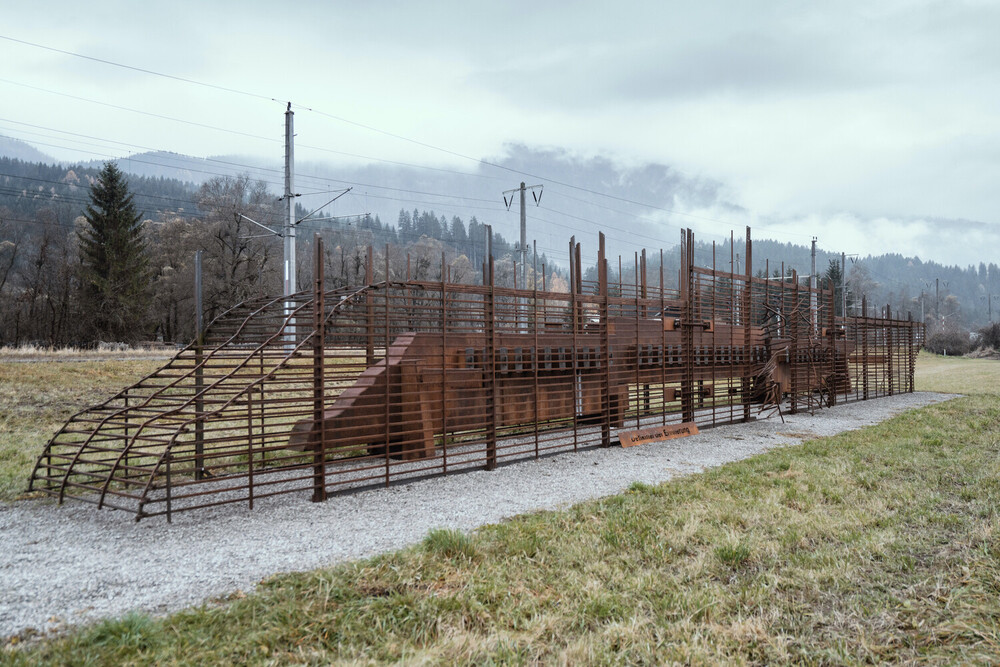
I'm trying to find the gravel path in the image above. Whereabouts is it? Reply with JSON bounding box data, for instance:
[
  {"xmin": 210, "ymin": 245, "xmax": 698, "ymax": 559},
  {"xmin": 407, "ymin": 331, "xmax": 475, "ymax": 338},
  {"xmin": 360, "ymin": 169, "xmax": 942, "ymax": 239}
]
[{"xmin": 0, "ymin": 392, "xmax": 957, "ymax": 640}]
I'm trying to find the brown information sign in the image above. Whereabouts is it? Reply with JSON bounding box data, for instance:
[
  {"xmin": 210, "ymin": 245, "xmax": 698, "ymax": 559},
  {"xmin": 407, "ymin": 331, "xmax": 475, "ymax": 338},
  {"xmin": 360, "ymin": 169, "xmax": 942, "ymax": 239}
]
[{"xmin": 618, "ymin": 422, "xmax": 699, "ymax": 448}]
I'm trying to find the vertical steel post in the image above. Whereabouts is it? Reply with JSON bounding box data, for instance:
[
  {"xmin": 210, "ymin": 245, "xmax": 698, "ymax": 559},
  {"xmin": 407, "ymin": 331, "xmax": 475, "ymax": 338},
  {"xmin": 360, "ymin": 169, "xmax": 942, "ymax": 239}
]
[
  {"xmin": 485, "ymin": 256, "xmax": 497, "ymax": 469},
  {"xmin": 520, "ymin": 182, "xmax": 527, "ymax": 295},
  {"xmin": 827, "ymin": 282, "xmax": 838, "ymax": 406},
  {"xmin": 681, "ymin": 229, "xmax": 695, "ymax": 424},
  {"xmin": 810, "ymin": 237, "xmax": 817, "ymax": 334},
  {"xmin": 790, "ymin": 270, "xmax": 799, "ymax": 414},
  {"xmin": 441, "ymin": 252, "xmax": 449, "ymax": 473},
  {"xmin": 742, "ymin": 227, "xmax": 752, "ymax": 422},
  {"xmin": 887, "ymin": 305, "xmax": 894, "ymax": 396},
  {"xmin": 841, "ymin": 252, "xmax": 847, "ymax": 318},
  {"xmin": 575, "ymin": 241, "xmax": 584, "ymax": 448},
  {"xmin": 383, "ymin": 247, "xmax": 391, "ymax": 486},
  {"xmin": 533, "ymin": 247, "xmax": 540, "ymax": 458},
  {"xmin": 710, "ymin": 242, "xmax": 717, "ymax": 423},
  {"xmin": 862, "ymin": 295, "xmax": 870, "ymax": 400},
  {"xmin": 660, "ymin": 250, "xmax": 666, "ymax": 426},
  {"xmin": 635, "ymin": 251, "xmax": 642, "ymax": 425},
  {"xmin": 194, "ymin": 249, "xmax": 205, "ymax": 480},
  {"xmin": 311, "ymin": 234, "xmax": 327, "ymax": 502},
  {"xmin": 366, "ymin": 246, "xmax": 374, "ymax": 366},
  {"xmin": 247, "ymin": 369, "xmax": 254, "ymax": 509},
  {"xmin": 599, "ymin": 233, "xmax": 612, "ymax": 446},
  {"xmin": 569, "ymin": 237, "xmax": 579, "ymax": 450}
]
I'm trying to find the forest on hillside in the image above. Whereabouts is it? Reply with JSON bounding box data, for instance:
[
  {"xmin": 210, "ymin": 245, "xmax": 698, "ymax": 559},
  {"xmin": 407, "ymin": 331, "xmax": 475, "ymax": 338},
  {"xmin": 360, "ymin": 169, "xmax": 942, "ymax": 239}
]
[
  {"xmin": 0, "ymin": 158, "xmax": 561, "ymax": 346},
  {"xmin": 0, "ymin": 156, "xmax": 994, "ymax": 347}
]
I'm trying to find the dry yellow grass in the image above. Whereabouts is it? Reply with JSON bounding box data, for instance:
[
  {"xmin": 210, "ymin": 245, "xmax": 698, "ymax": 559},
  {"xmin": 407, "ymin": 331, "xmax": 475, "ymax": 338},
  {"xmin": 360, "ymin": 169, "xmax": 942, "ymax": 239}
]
[
  {"xmin": 0, "ymin": 358, "xmax": 164, "ymax": 500},
  {"xmin": 915, "ymin": 349, "xmax": 1000, "ymax": 395}
]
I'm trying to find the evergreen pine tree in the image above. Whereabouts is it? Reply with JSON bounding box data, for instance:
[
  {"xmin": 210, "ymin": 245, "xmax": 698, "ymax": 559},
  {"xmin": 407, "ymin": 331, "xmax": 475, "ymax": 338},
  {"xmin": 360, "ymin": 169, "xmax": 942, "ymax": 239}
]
[
  {"xmin": 78, "ymin": 161, "xmax": 150, "ymax": 342},
  {"xmin": 823, "ymin": 259, "xmax": 844, "ymax": 316}
]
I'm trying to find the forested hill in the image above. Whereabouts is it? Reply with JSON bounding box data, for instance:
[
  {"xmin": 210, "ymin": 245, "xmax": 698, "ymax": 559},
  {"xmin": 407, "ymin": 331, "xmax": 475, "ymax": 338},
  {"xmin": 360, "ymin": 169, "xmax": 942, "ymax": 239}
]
[
  {"xmin": 2, "ymin": 153, "xmax": 997, "ymax": 345},
  {"xmin": 712, "ymin": 237, "xmax": 999, "ymax": 328},
  {"xmin": 0, "ymin": 157, "xmax": 542, "ymax": 346},
  {"xmin": 0, "ymin": 136, "xmax": 54, "ymax": 164},
  {"xmin": 0, "ymin": 157, "xmax": 199, "ymax": 224},
  {"xmin": 585, "ymin": 235, "xmax": 996, "ymax": 328}
]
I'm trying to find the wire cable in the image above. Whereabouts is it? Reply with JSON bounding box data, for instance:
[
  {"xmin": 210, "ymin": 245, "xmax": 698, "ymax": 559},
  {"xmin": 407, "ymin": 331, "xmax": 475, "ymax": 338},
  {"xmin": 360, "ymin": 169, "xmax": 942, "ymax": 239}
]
[{"xmin": 0, "ymin": 34, "xmax": 277, "ymax": 103}]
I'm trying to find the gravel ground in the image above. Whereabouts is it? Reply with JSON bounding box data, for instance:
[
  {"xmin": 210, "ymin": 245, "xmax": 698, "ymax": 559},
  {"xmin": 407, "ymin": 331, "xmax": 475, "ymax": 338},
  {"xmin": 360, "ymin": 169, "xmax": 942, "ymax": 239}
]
[{"xmin": 0, "ymin": 392, "xmax": 957, "ymax": 640}]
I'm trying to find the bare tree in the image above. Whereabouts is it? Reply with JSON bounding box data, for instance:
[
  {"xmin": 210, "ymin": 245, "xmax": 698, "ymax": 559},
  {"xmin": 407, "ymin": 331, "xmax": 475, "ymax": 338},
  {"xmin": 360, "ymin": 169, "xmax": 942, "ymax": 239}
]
[
  {"xmin": 4, "ymin": 212, "xmax": 79, "ymax": 346},
  {"xmin": 846, "ymin": 263, "xmax": 878, "ymax": 316},
  {"xmin": 196, "ymin": 175, "xmax": 282, "ymax": 321},
  {"xmin": 147, "ymin": 214, "xmax": 201, "ymax": 342}
]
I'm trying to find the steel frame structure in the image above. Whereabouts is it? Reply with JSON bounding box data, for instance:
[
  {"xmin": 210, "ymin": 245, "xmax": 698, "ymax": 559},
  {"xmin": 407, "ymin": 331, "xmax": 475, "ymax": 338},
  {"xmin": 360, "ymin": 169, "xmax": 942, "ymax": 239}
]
[{"xmin": 29, "ymin": 229, "xmax": 923, "ymax": 521}]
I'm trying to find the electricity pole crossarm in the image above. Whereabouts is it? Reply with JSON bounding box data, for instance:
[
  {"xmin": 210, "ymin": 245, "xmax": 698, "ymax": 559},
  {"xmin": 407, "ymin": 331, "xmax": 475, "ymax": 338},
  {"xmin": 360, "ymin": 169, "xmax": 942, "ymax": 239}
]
[
  {"xmin": 295, "ymin": 187, "xmax": 352, "ymax": 226},
  {"xmin": 298, "ymin": 213, "xmax": 371, "ymax": 225},
  {"xmin": 238, "ymin": 213, "xmax": 283, "ymax": 237}
]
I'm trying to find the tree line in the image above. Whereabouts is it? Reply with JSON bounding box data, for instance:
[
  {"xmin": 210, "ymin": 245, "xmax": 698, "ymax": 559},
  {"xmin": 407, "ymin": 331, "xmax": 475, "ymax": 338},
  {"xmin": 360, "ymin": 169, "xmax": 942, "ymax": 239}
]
[
  {"xmin": 2, "ymin": 155, "xmax": 996, "ymax": 348},
  {"xmin": 0, "ymin": 161, "xmax": 558, "ymax": 347}
]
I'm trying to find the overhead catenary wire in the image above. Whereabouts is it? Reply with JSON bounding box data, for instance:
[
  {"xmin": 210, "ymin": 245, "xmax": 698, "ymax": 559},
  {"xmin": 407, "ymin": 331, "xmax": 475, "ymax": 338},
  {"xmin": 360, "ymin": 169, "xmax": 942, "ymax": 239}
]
[
  {"xmin": 0, "ymin": 35, "xmax": 276, "ymax": 103},
  {"xmin": 0, "ymin": 31, "xmax": 923, "ymax": 256},
  {"xmin": 0, "ymin": 168, "xmax": 699, "ymax": 269},
  {"xmin": 0, "ymin": 34, "xmax": 836, "ymax": 261},
  {"xmin": 0, "ymin": 120, "xmax": 516, "ymax": 213},
  {"xmin": 0, "ymin": 35, "xmax": 751, "ymax": 237},
  {"xmin": 2, "ymin": 148, "xmax": 723, "ymax": 270}
]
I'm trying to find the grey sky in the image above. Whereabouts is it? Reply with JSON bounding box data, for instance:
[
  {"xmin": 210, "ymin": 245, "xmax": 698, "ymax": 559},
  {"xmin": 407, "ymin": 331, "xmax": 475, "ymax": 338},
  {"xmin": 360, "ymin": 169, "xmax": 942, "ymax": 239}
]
[{"xmin": 2, "ymin": 1, "xmax": 999, "ymax": 265}]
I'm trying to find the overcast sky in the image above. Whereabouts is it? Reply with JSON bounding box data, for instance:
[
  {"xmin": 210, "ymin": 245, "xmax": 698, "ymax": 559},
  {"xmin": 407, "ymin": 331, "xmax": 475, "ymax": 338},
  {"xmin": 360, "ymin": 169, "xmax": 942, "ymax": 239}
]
[{"xmin": 2, "ymin": 1, "xmax": 999, "ymax": 266}]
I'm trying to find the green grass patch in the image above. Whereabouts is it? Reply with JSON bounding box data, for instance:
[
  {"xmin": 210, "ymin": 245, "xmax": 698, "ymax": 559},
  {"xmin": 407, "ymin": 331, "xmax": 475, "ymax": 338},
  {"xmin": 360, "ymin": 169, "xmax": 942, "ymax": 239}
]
[
  {"xmin": 4, "ymin": 354, "xmax": 1000, "ymax": 663},
  {"xmin": 423, "ymin": 528, "xmax": 477, "ymax": 561},
  {"xmin": 714, "ymin": 539, "xmax": 753, "ymax": 568}
]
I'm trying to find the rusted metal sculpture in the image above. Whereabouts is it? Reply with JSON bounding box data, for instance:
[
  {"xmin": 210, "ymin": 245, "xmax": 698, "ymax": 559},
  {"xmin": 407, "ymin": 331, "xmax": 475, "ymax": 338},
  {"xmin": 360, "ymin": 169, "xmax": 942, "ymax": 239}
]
[{"xmin": 28, "ymin": 229, "xmax": 923, "ymax": 521}]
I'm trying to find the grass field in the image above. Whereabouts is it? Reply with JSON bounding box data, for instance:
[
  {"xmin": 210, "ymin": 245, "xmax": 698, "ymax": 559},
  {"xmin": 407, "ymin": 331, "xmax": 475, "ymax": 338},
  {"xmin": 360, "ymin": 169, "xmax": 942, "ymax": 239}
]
[
  {"xmin": 2, "ymin": 351, "xmax": 999, "ymax": 664},
  {"xmin": 0, "ymin": 358, "xmax": 164, "ymax": 501}
]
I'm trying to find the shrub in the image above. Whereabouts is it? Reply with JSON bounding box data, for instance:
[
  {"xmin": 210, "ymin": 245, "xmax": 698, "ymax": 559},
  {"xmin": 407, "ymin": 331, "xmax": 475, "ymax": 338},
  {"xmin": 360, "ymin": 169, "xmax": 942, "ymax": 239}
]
[
  {"xmin": 975, "ymin": 322, "xmax": 1000, "ymax": 351},
  {"xmin": 925, "ymin": 330, "xmax": 971, "ymax": 356}
]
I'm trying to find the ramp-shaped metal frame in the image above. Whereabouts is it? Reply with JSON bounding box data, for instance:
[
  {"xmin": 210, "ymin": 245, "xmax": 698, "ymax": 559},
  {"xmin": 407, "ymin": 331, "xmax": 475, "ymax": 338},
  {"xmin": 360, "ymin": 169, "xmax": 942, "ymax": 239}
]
[{"xmin": 28, "ymin": 229, "xmax": 923, "ymax": 521}]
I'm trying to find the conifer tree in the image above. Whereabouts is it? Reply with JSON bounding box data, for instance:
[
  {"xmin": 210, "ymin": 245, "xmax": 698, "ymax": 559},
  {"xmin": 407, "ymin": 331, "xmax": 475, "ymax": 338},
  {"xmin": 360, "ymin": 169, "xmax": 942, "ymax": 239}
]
[{"xmin": 78, "ymin": 161, "xmax": 150, "ymax": 342}]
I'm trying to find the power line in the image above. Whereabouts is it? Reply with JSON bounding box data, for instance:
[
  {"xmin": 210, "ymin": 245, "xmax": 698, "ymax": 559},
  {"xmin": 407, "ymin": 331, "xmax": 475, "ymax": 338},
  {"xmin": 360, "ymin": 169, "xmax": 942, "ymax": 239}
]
[
  {"xmin": 0, "ymin": 119, "xmax": 512, "ymax": 212},
  {"xmin": 295, "ymin": 142, "xmax": 508, "ymax": 183},
  {"xmin": 0, "ymin": 77, "xmax": 279, "ymax": 148},
  {"xmin": 0, "ymin": 34, "xmax": 276, "ymax": 103},
  {"xmin": 0, "ymin": 54, "xmax": 805, "ymax": 259},
  {"xmin": 0, "ymin": 151, "xmax": 717, "ymax": 264},
  {"xmin": 4, "ymin": 30, "xmax": 953, "ymax": 259},
  {"xmin": 0, "ymin": 171, "xmax": 685, "ymax": 264},
  {"xmin": 0, "ymin": 36, "xmax": 747, "ymax": 235}
]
